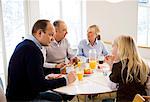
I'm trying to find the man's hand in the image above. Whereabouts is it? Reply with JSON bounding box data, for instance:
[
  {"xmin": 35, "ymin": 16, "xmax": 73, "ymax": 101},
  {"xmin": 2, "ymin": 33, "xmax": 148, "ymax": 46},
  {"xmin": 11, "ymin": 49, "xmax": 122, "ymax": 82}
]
[
  {"xmin": 67, "ymin": 71, "xmax": 76, "ymax": 84},
  {"xmin": 55, "ymin": 62, "xmax": 66, "ymax": 68},
  {"xmin": 69, "ymin": 57, "xmax": 80, "ymax": 65}
]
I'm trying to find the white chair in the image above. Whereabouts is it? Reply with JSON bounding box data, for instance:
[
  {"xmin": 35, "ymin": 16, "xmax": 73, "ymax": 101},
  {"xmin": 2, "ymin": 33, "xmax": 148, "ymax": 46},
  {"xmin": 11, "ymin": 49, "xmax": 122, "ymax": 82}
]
[{"xmin": 0, "ymin": 77, "xmax": 6, "ymax": 102}]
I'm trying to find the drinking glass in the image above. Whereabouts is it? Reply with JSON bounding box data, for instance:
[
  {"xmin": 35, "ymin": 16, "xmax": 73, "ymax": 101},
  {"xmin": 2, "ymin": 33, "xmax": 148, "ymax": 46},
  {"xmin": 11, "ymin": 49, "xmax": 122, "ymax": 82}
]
[
  {"xmin": 98, "ymin": 55, "xmax": 104, "ymax": 64},
  {"xmin": 102, "ymin": 66, "xmax": 110, "ymax": 76},
  {"xmin": 89, "ymin": 60, "xmax": 97, "ymax": 69},
  {"xmin": 66, "ymin": 65, "xmax": 75, "ymax": 74},
  {"xmin": 76, "ymin": 67, "xmax": 84, "ymax": 81},
  {"xmin": 77, "ymin": 71, "xmax": 83, "ymax": 81},
  {"xmin": 89, "ymin": 49, "xmax": 97, "ymax": 69}
]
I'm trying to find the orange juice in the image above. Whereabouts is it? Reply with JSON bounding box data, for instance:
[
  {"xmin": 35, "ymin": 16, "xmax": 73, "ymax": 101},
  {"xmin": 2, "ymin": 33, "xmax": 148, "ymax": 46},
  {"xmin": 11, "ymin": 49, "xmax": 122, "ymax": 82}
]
[
  {"xmin": 77, "ymin": 61, "xmax": 82, "ymax": 68},
  {"xmin": 77, "ymin": 72, "xmax": 83, "ymax": 81},
  {"xmin": 89, "ymin": 60, "xmax": 97, "ymax": 69}
]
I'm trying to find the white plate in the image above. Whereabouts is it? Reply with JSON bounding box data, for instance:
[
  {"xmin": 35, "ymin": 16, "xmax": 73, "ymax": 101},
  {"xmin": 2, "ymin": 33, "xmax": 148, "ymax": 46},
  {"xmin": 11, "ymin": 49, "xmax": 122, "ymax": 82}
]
[
  {"xmin": 83, "ymin": 73, "xmax": 93, "ymax": 77},
  {"xmin": 45, "ymin": 74, "xmax": 65, "ymax": 80}
]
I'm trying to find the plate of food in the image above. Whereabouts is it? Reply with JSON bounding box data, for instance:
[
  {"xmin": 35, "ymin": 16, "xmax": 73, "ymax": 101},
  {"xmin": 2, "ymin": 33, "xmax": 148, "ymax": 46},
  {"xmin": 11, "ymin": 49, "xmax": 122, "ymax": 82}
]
[
  {"xmin": 83, "ymin": 68, "xmax": 93, "ymax": 77},
  {"xmin": 45, "ymin": 74, "xmax": 65, "ymax": 80}
]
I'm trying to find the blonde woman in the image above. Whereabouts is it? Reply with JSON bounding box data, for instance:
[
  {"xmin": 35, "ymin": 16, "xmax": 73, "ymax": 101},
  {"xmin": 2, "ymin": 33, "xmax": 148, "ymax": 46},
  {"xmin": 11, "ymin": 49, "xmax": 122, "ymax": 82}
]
[
  {"xmin": 78, "ymin": 25, "xmax": 108, "ymax": 58},
  {"xmin": 106, "ymin": 35, "xmax": 149, "ymax": 102}
]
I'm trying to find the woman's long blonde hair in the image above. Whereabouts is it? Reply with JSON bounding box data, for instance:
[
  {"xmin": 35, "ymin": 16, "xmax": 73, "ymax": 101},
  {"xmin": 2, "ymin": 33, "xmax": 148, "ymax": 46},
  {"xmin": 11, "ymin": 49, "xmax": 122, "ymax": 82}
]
[{"xmin": 113, "ymin": 35, "xmax": 149, "ymax": 85}]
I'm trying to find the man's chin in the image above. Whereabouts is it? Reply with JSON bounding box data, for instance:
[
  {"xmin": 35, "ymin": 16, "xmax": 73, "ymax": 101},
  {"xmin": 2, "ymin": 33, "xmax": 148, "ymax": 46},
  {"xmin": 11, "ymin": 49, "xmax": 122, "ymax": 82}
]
[{"xmin": 42, "ymin": 43, "xmax": 50, "ymax": 46}]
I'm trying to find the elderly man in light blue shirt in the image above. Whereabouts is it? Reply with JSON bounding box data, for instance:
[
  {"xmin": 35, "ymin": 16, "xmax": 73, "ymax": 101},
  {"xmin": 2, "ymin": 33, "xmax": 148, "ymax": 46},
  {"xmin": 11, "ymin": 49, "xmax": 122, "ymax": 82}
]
[{"xmin": 78, "ymin": 25, "xmax": 109, "ymax": 58}]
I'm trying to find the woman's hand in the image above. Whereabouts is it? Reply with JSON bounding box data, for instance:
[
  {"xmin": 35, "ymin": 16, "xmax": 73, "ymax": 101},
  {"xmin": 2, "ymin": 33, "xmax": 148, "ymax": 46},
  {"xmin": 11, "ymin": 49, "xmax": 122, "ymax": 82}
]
[{"xmin": 104, "ymin": 55, "xmax": 115, "ymax": 68}]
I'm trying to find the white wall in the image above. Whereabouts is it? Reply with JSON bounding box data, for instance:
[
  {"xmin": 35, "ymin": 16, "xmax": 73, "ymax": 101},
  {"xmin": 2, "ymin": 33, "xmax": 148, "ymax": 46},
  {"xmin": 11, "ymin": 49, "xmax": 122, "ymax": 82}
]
[
  {"xmin": 138, "ymin": 48, "xmax": 150, "ymax": 60},
  {"xmin": 86, "ymin": 0, "xmax": 137, "ymax": 42},
  {"xmin": 86, "ymin": 0, "xmax": 150, "ymax": 59}
]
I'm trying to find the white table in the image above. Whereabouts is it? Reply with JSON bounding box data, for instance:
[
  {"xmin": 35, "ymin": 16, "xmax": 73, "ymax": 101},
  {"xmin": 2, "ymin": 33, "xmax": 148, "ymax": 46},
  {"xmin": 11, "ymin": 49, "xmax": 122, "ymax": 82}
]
[{"xmin": 53, "ymin": 63, "xmax": 117, "ymax": 102}]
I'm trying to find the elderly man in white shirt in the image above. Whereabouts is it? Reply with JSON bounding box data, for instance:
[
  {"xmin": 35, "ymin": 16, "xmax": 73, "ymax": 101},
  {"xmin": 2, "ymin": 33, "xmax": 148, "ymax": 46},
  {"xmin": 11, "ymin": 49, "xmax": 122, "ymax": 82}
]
[{"xmin": 42, "ymin": 20, "xmax": 76, "ymax": 74}]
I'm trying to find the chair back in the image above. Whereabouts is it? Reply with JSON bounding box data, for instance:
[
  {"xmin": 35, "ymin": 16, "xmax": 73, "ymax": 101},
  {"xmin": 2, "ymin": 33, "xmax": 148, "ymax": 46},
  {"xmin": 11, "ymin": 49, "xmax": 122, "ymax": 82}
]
[
  {"xmin": 133, "ymin": 94, "xmax": 145, "ymax": 102},
  {"xmin": 0, "ymin": 77, "xmax": 6, "ymax": 102},
  {"xmin": 0, "ymin": 77, "xmax": 3, "ymax": 89}
]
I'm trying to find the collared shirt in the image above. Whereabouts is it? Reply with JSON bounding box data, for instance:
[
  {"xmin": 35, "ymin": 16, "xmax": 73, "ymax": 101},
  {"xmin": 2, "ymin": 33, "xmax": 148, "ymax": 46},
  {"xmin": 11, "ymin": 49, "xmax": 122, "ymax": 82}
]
[
  {"xmin": 26, "ymin": 35, "xmax": 69, "ymax": 84},
  {"xmin": 78, "ymin": 39, "xmax": 109, "ymax": 57},
  {"xmin": 43, "ymin": 38, "xmax": 75, "ymax": 68},
  {"xmin": 27, "ymin": 35, "xmax": 42, "ymax": 49}
]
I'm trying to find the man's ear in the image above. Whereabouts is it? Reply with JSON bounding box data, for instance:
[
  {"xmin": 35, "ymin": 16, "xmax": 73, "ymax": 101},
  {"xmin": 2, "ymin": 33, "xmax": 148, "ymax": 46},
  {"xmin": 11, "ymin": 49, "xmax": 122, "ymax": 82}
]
[
  {"xmin": 37, "ymin": 29, "xmax": 43, "ymax": 37},
  {"xmin": 37, "ymin": 29, "xmax": 41, "ymax": 34}
]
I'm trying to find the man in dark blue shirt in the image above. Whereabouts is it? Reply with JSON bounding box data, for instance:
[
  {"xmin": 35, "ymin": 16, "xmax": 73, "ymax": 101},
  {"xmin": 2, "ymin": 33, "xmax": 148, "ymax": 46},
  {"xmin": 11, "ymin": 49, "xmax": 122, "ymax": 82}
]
[{"xmin": 6, "ymin": 19, "xmax": 76, "ymax": 101}]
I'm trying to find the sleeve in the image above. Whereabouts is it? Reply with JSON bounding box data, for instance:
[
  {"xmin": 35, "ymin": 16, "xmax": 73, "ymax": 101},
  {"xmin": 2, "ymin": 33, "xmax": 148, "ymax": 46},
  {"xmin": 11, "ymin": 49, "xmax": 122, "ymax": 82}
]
[
  {"xmin": 43, "ymin": 62, "xmax": 56, "ymax": 68},
  {"xmin": 41, "ymin": 47, "xmax": 56, "ymax": 68},
  {"xmin": 25, "ymin": 46, "xmax": 66, "ymax": 92},
  {"xmin": 66, "ymin": 39, "xmax": 75, "ymax": 59},
  {"xmin": 101, "ymin": 41, "xmax": 109, "ymax": 56},
  {"xmin": 0, "ymin": 85, "xmax": 6, "ymax": 102},
  {"xmin": 77, "ymin": 40, "xmax": 84, "ymax": 56},
  {"xmin": 41, "ymin": 47, "xmax": 46, "ymax": 62},
  {"xmin": 109, "ymin": 62, "xmax": 122, "ymax": 83}
]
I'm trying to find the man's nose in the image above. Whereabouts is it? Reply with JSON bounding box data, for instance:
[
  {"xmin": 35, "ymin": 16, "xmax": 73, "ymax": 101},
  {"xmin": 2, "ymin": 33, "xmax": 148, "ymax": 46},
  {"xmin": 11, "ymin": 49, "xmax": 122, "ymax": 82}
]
[
  {"xmin": 51, "ymin": 37, "xmax": 54, "ymax": 41},
  {"xmin": 65, "ymin": 32, "xmax": 68, "ymax": 35}
]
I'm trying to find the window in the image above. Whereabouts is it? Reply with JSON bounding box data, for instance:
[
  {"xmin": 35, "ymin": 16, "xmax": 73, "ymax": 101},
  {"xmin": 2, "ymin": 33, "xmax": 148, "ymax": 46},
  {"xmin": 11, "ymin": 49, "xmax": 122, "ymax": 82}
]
[
  {"xmin": 139, "ymin": 0, "xmax": 149, "ymax": 3},
  {"xmin": 137, "ymin": 0, "xmax": 150, "ymax": 47},
  {"xmin": 1, "ymin": 0, "xmax": 25, "ymax": 87},
  {"xmin": 0, "ymin": 0, "xmax": 86, "ymax": 88},
  {"xmin": 39, "ymin": 0, "xmax": 86, "ymax": 48},
  {"xmin": 39, "ymin": 0, "xmax": 60, "ymax": 21},
  {"xmin": 2, "ymin": 0, "xmax": 25, "ymax": 61}
]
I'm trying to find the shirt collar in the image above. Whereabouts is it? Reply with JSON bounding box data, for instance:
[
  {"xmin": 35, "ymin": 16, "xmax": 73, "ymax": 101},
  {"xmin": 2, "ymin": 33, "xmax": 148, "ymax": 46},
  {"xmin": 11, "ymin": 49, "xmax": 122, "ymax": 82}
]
[
  {"xmin": 27, "ymin": 35, "xmax": 42, "ymax": 49},
  {"xmin": 53, "ymin": 38, "xmax": 65, "ymax": 45},
  {"xmin": 53, "ymin": 39, "xmax": 59, "ymax": 44},
  {"xmin": 86, "ymin": 39, "xmax": 98, "ymax": 46}
]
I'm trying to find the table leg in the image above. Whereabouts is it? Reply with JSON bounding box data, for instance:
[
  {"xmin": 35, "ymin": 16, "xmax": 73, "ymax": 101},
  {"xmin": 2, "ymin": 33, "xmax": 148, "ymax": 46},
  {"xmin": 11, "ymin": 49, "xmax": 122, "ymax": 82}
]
[
  {"xmin": 84, "ymin": 95, "xmax": 95, "ymax": 102},
  {"xmin": 76, "ymin": 95, "xmax": 80, "ymax": 102},
  {"xmin": 84, "ymin": 95, "xmax": 88, "ymax": 102},
  {"xmin": 91, "ymin": 96, "xmax": 94, "ymax": 102}
]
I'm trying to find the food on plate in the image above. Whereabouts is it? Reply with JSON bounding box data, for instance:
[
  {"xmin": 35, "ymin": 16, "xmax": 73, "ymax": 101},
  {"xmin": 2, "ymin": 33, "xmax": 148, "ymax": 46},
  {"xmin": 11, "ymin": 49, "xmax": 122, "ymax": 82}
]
[
  {"xmin": 72, "ymin": 57, "xmax": 80, "ymax": 66},
  {"xmin": 84, "ymin": 68, "xmax": 93, "ymax": 74},
  {"xmin": 45, "ymin": 74, "xmax": 64, "ymax": 80}
]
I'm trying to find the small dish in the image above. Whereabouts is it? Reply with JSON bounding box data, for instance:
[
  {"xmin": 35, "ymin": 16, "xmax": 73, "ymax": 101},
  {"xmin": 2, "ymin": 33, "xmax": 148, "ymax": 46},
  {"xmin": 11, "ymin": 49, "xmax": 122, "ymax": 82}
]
[
  {"xmin": 83, "ymin": 73, "xmax": 93, "ymax": 77},
  {"xmin": 45, "ymin": 74, "xmax": 65, "ymax": 80}
]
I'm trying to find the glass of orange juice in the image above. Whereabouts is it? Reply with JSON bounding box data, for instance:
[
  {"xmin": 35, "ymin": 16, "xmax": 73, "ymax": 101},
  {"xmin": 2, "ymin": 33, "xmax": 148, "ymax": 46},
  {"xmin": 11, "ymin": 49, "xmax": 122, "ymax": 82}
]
[
  {"xmin": 77, "ymin": 72, "xmax": 83, "ymax": 81},
  {"xmin": 89, "ymin": 60, "xmax": 97, "ymax": 69}
]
